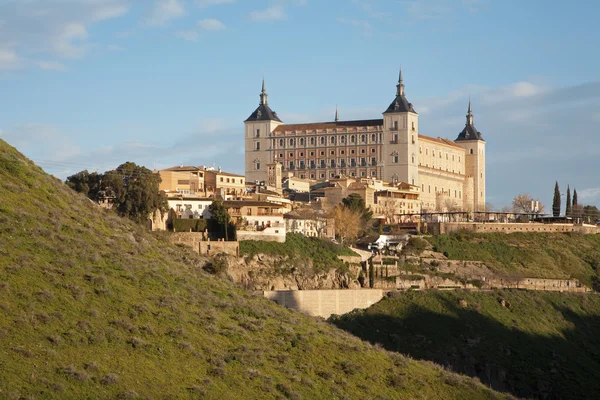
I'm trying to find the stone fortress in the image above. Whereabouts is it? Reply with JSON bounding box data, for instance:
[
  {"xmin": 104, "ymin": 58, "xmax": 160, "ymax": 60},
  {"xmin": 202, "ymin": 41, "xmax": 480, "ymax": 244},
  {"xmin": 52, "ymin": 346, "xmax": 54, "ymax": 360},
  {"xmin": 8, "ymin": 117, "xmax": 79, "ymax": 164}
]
[{"xmin": 244, "ymin": 68, "xmax": 486, "ymax": 212}]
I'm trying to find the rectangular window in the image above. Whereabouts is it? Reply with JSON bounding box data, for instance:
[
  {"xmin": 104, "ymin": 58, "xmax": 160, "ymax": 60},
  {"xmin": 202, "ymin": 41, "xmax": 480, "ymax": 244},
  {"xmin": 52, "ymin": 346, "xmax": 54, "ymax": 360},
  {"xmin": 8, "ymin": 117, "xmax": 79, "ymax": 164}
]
[
  {"xmin": 255, "ymin": 142, "xmax": 260, "ymax": 150},
  {"xmin": 256, "ymin": 129, "xmax": 260, "ymax": 137}
]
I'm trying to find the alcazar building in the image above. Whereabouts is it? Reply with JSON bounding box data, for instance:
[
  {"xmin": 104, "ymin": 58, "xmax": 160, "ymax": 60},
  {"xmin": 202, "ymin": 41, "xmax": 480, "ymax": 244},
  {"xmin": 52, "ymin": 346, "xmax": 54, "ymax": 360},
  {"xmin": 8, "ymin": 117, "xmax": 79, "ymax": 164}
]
[{"xmin": 244, "ymin": 69, "xmax": 486, "ymax": 212}]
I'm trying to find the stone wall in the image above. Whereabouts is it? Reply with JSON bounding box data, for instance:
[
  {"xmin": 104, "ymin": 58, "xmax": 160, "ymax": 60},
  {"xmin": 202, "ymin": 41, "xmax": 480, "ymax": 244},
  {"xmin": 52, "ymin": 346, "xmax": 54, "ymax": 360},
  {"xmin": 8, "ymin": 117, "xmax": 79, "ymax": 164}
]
[
  {"xmin": 236, "ymin": 230, "xmax": 286, "ymax": 243},
  {"xmin": 169, "ymin": 232, "xmax": 239, "ymax": 256},
  {"xmin": 264, "ymin": 289, "xmax": 384, "ymax": 318},
  {"xmin": 428, "ymin": 222, "xmax": 599, "ymax": 235},
  {"xmin": 199, "ymin": 240, "xmax": 239, "ymax": 257}
]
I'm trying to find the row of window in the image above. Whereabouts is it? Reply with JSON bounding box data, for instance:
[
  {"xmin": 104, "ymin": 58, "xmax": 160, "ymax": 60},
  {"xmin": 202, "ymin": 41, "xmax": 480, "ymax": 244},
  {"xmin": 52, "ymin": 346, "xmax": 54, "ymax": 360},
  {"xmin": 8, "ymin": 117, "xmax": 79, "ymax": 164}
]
[
  {"xmin": 420, "ymin": 147, "xmax": 462, "ymax": 162},
  {"xmin": 298, "ymin": 171, "xmax": 377, "ymax": 180},
  {"xmin": 421, "ymin": 184, "xmax": 463, "ymax": 199},
  {"xmin": 283, "ymin": 157, "xmax": 379, "ymax": 170},
  {"xmin": 276, "ymin": 148, "xmax": 377, "ymax": 158},
  {"xmin": 274, "ymin": 133, "xmax": 383, "ymax": 148},
  {"xmin": 219, "ymin": 177, "xmax": 244, "ymax": 185}
]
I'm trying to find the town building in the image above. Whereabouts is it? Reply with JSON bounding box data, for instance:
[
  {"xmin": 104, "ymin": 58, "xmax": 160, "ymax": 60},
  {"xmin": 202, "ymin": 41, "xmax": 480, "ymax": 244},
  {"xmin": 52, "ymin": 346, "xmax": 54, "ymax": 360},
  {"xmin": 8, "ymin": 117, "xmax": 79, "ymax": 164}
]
[
  {"xmin": 204, "ymin": 169, "xmax": 246, "ymax": 198},
  {"xmin": 224, "ymin": 200, "xmax": 286, "ymax": 242},
  {"xmin": 244, "ymin": 69, "xmax": 486, "ymax": 212},
  {"xmin": 283, "ymin": 209, "xmax": 334, "ymax": 239},
  {"xmin": 158, "ymin": 165, "xmax": 205, "ymax": 195}
]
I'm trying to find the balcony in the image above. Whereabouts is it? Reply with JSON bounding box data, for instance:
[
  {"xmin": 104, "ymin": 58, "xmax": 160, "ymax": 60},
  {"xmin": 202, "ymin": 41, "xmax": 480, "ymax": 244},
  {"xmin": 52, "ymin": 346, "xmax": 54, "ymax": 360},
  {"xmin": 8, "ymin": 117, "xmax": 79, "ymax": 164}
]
[{"xmin": 389, "ymin": 140, "xmax": 398, "ymax": 144}]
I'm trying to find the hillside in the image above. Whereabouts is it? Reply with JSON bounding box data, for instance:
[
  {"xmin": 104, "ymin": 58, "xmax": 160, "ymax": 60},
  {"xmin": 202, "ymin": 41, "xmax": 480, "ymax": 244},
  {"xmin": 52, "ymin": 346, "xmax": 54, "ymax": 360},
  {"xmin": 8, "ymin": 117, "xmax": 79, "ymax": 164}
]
[
  {"xmin": 331, "ymin": 290, "xmax": 600, "ymax": 400},
  {"xmin": 0, "ymin": 139, "xmax": 510, "ymax": 399},
  {"xmin": 426, "ymin": 231, "xmax": 600, "ymax": 286}
]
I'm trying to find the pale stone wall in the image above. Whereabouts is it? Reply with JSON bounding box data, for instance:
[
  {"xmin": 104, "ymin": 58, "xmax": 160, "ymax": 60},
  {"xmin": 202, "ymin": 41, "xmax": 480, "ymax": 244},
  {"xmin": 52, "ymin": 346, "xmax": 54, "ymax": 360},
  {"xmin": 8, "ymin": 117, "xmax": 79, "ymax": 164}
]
[
  {"xmin": 264, "ymin": 289, "xmax": 385, "ymax": 318},
  {"xmin": 236, "ymin": 228, "xmax": 286, "ymax": 243},
  {"xmin": 199, "ymin": 241, "xmax": 239, "ymax": 257},
  {"xmin": 431, "ymin": 222, "xmax": 599, "ymax": 235},
  {"xmin": 418, "ymin": 171, "xmax": 465, "ymax": 212}
]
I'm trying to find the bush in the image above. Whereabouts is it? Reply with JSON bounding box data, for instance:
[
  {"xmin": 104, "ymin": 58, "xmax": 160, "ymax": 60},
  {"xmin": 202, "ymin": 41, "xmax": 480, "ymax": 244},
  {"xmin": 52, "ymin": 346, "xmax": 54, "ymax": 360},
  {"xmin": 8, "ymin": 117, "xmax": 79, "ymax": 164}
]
[
  {"xmin": 172, "ymin": 218, "xmax": 207, "ymax": 233},
  {"xmin": 403, "ymin": 237, "xmax": 428, "ymax": 255}
]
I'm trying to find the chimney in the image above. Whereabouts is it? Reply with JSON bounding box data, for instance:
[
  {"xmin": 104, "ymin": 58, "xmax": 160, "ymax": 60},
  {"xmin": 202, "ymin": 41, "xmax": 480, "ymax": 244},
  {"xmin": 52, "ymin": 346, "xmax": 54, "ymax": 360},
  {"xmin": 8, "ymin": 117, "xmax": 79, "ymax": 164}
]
[{"xmin": 218, "ymin": 167, "xmax": 222, "ymax": 173}]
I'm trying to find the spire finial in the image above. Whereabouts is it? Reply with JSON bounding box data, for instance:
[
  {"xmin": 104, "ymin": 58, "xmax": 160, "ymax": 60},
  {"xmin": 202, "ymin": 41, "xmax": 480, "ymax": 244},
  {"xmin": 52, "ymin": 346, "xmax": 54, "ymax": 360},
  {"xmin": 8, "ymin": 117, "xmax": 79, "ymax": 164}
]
[
  {"xmin": 466, "ymin": 98, "xmax": 474, "ymax": 126},
  {"xmin": 260, "ymin": 78, "xmax": 268, "ymax": 105},
  {"xmin": 335, "ymin": 105, "xmax": 339, "ymax": 122},
  {"xmin": 396, "ymin": 66, "xmax": 405, "ymax": 96}
]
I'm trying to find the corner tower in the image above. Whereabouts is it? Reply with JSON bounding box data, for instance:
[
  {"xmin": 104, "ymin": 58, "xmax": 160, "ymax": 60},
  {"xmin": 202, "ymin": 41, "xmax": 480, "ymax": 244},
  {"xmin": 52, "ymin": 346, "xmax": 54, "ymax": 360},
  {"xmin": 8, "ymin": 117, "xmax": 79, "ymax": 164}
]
[
  {"xmin": 455, "ymin": 100, "xmax": 486, "ymax": 211},
  {"xmin": 244, "ymin": 79, "xmax": 283, "ymax": 183},
  {"xmin": 382, "ymin": 67, "xmax": 419, "ymax": 186}
]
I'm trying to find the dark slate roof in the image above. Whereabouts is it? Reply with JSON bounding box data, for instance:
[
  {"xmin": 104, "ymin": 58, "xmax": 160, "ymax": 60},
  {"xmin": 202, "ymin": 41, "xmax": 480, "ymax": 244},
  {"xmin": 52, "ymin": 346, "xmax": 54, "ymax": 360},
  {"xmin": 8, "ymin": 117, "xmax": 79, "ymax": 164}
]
[
  {"xmin": 245, "ymin": 104, "xmax": 283, "ymax": 123},
  {"xmin": 383, "ymin": 94, "xmax": 417, "ymax": 114},
  {"xmin": 273, "ymin": 119, "xmax": 383, "ymax": 132},
  {"xmin": 455, "ymin": 124, "xmax": 484, "ymax": 141}
]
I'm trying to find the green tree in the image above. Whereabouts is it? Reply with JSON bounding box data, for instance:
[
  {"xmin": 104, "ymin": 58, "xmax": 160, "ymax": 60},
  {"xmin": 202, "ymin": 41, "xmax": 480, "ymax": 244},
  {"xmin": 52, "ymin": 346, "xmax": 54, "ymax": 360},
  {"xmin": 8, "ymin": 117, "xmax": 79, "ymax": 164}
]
[
  {"xmin": 342, "ymin": 193, "xmax": 373, "ymax": 222},
  {"xmin": 552, "ymin": 181, "xmax": 561, "ymax": 217},
  {"xmin": 583, "ymin": 205, "xmax": 600, "ymax": 223},
  {"xmin": 66, "ymin": 162, "xmax": 168, "ymax": 224},
  {"xmin": 566, "ymin": 185, "xmax": 571, "ymax": 217},
  {"xmin": 208, "ymin": 199, "xmax": 235, "ymax": 241},
  {"xmin": 573, "ymin": 188, "xmax": 578, "ymax": 207},
  {"xmin": 66, "ymin": 170, "xmax": 101, "ymax": 199}
]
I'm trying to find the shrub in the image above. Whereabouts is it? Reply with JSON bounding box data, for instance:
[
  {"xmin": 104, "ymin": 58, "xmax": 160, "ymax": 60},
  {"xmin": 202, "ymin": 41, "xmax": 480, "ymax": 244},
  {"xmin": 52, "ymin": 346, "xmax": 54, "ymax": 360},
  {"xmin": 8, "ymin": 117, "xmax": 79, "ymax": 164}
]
[{"xmin": 172, "ymin": 218, "xmax": 207, "ymax": 233}]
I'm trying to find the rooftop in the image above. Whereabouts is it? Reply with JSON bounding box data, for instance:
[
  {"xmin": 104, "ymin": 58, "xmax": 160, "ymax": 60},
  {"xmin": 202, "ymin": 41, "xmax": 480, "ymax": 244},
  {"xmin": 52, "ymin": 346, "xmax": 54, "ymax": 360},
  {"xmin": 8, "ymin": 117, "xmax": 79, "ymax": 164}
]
[{"xmin": 273, "ymin": 119, "xmax": 383, "ymax": 133}]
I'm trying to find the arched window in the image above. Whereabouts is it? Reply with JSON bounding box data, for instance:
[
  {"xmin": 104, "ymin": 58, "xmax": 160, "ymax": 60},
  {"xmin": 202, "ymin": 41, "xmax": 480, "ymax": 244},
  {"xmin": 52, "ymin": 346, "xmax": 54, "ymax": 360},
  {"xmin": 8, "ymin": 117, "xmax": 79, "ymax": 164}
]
[
  {"xmin": 341, "ymin": 136, "xmax": 346, "ymax": 144},
  {"xmin": 310, "ymin": 137, "xmax": 315, "ymax": 145},
  {"xmin": 330, "ymin": 136, "xmax": 336, "ymax": 144},
  {"xmin": 470, "ymin": 149, "xmax": 474, "ymax": 154},
  {"xmin": 299, "ymin": 138, "xmax": 305, "ymax": 146},
  {"xmin": 289, "ymin": 138, "xmax": 295, "ymax": 146},
  {"xmin": 320, "ymin": 137, "xmax": 325, "ymax": 145},
  {"xmin": 371, "ymin": 134, "xmax": 376, "ymax": 142},
  {"xmin": 279, "ymin": 139, "xmax": 284, "ymax": 147},
  {"xmin": 361, "ymin": 134, "xmax": 366, "ymax": 143},
  {"xmin": 411, "ymin": 154, "xmax": 415, "ymax": 164},
  {"xmin": 350, "ymin": 135, "xmax": 356, "ymax": 143}
]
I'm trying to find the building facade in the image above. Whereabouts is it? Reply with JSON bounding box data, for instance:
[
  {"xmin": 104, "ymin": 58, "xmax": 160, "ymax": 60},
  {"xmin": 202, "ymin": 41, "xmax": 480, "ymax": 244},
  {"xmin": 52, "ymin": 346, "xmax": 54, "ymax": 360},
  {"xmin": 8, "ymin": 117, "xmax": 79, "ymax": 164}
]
[{"xmin": 244, "ymin": 70, "xmax": 486, "ymax": 212}]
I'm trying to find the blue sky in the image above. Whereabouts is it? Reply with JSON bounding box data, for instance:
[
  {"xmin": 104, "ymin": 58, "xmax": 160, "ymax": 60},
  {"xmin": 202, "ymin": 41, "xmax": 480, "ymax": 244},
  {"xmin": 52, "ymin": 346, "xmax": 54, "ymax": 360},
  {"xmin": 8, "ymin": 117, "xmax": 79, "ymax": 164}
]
[{"xmin": 1, "ymin": 0, "xmax": 599, "ymax": 210}]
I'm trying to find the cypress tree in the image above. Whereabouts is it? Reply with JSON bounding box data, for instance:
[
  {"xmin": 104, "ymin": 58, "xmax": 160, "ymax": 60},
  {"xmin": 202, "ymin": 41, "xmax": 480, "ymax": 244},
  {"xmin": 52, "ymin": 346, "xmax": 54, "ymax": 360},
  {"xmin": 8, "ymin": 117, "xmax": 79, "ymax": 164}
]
[
  {"xmin": 552, "ymin": 182, "xmax": 561, "ymax": 217},
  {"xmin": 566, "ymin": 185, "xmax": 571, "ymax": 218},
  {"xmin": 573, "ymin": 189, "xmax": 578, "ymax": 206}
]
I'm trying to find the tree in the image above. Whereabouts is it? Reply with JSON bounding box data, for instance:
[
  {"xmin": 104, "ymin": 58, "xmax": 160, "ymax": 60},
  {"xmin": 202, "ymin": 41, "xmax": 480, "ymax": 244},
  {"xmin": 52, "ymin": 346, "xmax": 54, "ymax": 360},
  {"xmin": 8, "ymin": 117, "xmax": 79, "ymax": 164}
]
[
  {"xmin": 512, "ymin": 193, "xmax": 545, "ymax": 214},
  {"xmin": 573, "ymin": 189, "xmax": 578, "ymax": 207},
  {"xmin": 378, "ymin": 198, "xmax": 397, "ymax": 224},
  {"xmin": 208, "ymin": 199, "xmax": 235, "ymax": 241},
  {"xmin": 342, "ymin": 193, "xmax": 373, "ymax": 222},
  {"xmin": 66, "ymin": 170, "xmax": 101, "ymax": 199},
  {"xmin": 583, "ymin": 205, "xmax": 600, "ymax": 224},
  {"xmin": 552, "ymin": 181, "xmax": 561, "ymax": 217},
  {"xmin": 565, "ymin": 185, "xmax": 571, "ymax": 217},
  {"xmin": 332, "ymin": 205, "xmax": 361, "ymax": 245},
  {"xmin": 66, "ymin": 162, "xmax": 168, "ymax": 224}
]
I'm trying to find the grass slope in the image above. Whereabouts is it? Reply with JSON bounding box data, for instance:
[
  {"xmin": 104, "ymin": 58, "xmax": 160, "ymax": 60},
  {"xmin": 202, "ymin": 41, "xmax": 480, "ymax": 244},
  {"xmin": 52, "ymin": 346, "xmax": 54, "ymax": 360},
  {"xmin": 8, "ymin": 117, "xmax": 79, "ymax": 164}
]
[
  {"xmin": 331, "ymin": 290, "xmax": 600, "ymax": 400},
  {"xmin": 0, "ymin": 139, "xmax": 509, "ymax": 399},
  {"xmin": 240, "ymin": 233, "xmax": 359, "ymax": 273},
  {"xmin": 426, "ymin": 231, "xmax": 600, "ymax": 285}
]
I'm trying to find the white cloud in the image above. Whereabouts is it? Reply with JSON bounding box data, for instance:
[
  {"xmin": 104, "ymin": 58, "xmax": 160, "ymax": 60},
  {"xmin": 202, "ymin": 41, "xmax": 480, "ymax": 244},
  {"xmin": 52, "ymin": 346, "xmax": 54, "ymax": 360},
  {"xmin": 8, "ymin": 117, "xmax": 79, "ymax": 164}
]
[
  {"xmin": 146, "ymin": 0, "xmax": 186, "ymax": 26},
  {"xmin": 578, "ymin": 188, "xmax": 600, "ymax": 203},
  {"xmin": 176, "ymin": 30, "xmax": 199, "ymax": 41},
  {"xmin": 196, "ymin": 0, "xmax": 235, "ymax": 6},
  {"xmin": 0, "ymin": 0, "xmax": 130, "ymax": 67},
  {"xmin": 197, "ymin": 18, "xmax": 226, "ymax": 30},
  {"xmin": 38, "ymin": 61, "xmax": 67, "ymax": 71},
  {"xmin": 249, "ymin": 6, "xmax": 287, "ymax": 22},
  {"xmin": 0, "ymin": 48, "xmax": 21, "ymax": 69}
]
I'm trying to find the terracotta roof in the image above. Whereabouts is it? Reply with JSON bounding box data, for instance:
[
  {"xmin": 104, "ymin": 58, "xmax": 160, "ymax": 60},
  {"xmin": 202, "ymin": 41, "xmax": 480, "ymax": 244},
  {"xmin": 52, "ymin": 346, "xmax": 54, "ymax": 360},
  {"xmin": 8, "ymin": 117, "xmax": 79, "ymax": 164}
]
[
  {"xmin": 418, "ymin": 134, "xmax": 464, "ymax": 149},
  {"xmin": 223, "ymin": 201, "xmax": 281, "ymax": 208},
  {"xmin": 273, "ymin": 119, "xmax": 383, "ymax": 133},
  {"xmin": 205, "ymin": 170, "xmax": 245, "ymax": 178},
  {"xmin": 160, "ymin": 166, "xmax": 200, "ymax": 172}
]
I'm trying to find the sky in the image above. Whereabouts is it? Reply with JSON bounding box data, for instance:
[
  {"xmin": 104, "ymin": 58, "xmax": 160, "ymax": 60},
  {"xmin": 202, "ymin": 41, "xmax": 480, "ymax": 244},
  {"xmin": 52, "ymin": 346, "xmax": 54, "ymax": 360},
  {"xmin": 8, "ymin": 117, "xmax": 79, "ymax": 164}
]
[{"xmin": 1, "ymin": 0, "xmax": 599, "ymax": 210}]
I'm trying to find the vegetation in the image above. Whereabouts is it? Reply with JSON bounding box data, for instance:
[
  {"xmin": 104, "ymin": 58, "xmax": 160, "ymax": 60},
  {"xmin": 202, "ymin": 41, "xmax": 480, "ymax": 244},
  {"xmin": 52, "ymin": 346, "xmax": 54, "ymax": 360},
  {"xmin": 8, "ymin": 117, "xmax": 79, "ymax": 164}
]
[
  {"xmin": 426, "ymin": 230, "xmax": 600, "ymax": 286},
  {"xmin": 331, "ymin": 205, "xmax": 362, "ymax": 244},
  {"xmin": 66, "ymin": 162, "xmax": 168, "ymax": 224},
  {"xmin": 172, "ymin": 218, "xmax": 207, "ymax": 233},
  {"xmin": 331, "ymin": 290, "xmax": 600, "ymax": 400},
  {"xmin": 566, "ymin": 185, "xmax": 572, "ymax": 217},
  {"xmin": 511, "ymin": 192, "xmax": 544, "ymax": 213},
  {"xmin": 0, "ymin": 139, "xmax": 510, "ymax": 399},
  {"xmin": 342, "ymin": 193, "xmax": 373, "ymax": 222},
  {"xmin": 240, "ymin": 233, "xmax": 358, "ymax": 273},
  {"xmin": 208, "ymin": 199, "xmax": 236, "ymax": 240},
  {"xmin": 553, "ymin": 181, "xmax": 560, "ymax": 217}
]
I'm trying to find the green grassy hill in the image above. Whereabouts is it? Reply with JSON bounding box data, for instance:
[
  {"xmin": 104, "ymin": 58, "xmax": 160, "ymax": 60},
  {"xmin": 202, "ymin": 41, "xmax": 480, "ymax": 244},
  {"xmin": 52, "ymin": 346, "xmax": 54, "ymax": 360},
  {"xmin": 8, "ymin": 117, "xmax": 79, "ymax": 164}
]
[
  {"xmin": 331, "ymin": 290, "xmax": 600, "ymax": 400},
  {"xmin": 0, "ymin": 139, "xmax": 510, "ymax": 399},
  {"xmin": 426, "ymin": 231, "xmax": 600, "ymax": 286}
]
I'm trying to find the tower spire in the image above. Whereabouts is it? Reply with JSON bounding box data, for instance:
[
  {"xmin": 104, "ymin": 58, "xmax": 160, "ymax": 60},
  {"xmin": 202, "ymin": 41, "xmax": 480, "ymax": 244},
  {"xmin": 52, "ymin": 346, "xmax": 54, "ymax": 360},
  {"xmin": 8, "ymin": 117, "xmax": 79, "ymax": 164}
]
[
  {"xmin": 260, "ymin": 78, "xmax": 268, "ymax": 105},
  {"xmin": 466, "ymin": 98, "xmax": 474, "ymax": 126},
  {"xmin": 396, "ymin": 65, "xmax": 405, "ymax": 96},
  {"xmin": 335, "ymin": 105, "xmax": 339, "ymax": 122}
]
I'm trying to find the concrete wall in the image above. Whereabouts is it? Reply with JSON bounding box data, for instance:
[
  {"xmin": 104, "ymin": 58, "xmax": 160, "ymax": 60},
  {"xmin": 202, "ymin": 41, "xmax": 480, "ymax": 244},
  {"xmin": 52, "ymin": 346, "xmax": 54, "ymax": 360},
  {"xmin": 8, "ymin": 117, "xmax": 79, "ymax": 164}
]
[
  {"xmin": 429, "ymin": 222, "xmax": 599, "ymax": 235},
  {"xmin": 169, "ymin": 232, "xmax": 205, "ymax": 250},
  {"xmin": 264, "ymin": 289, "xmax": 384, "ymax": 318}
]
